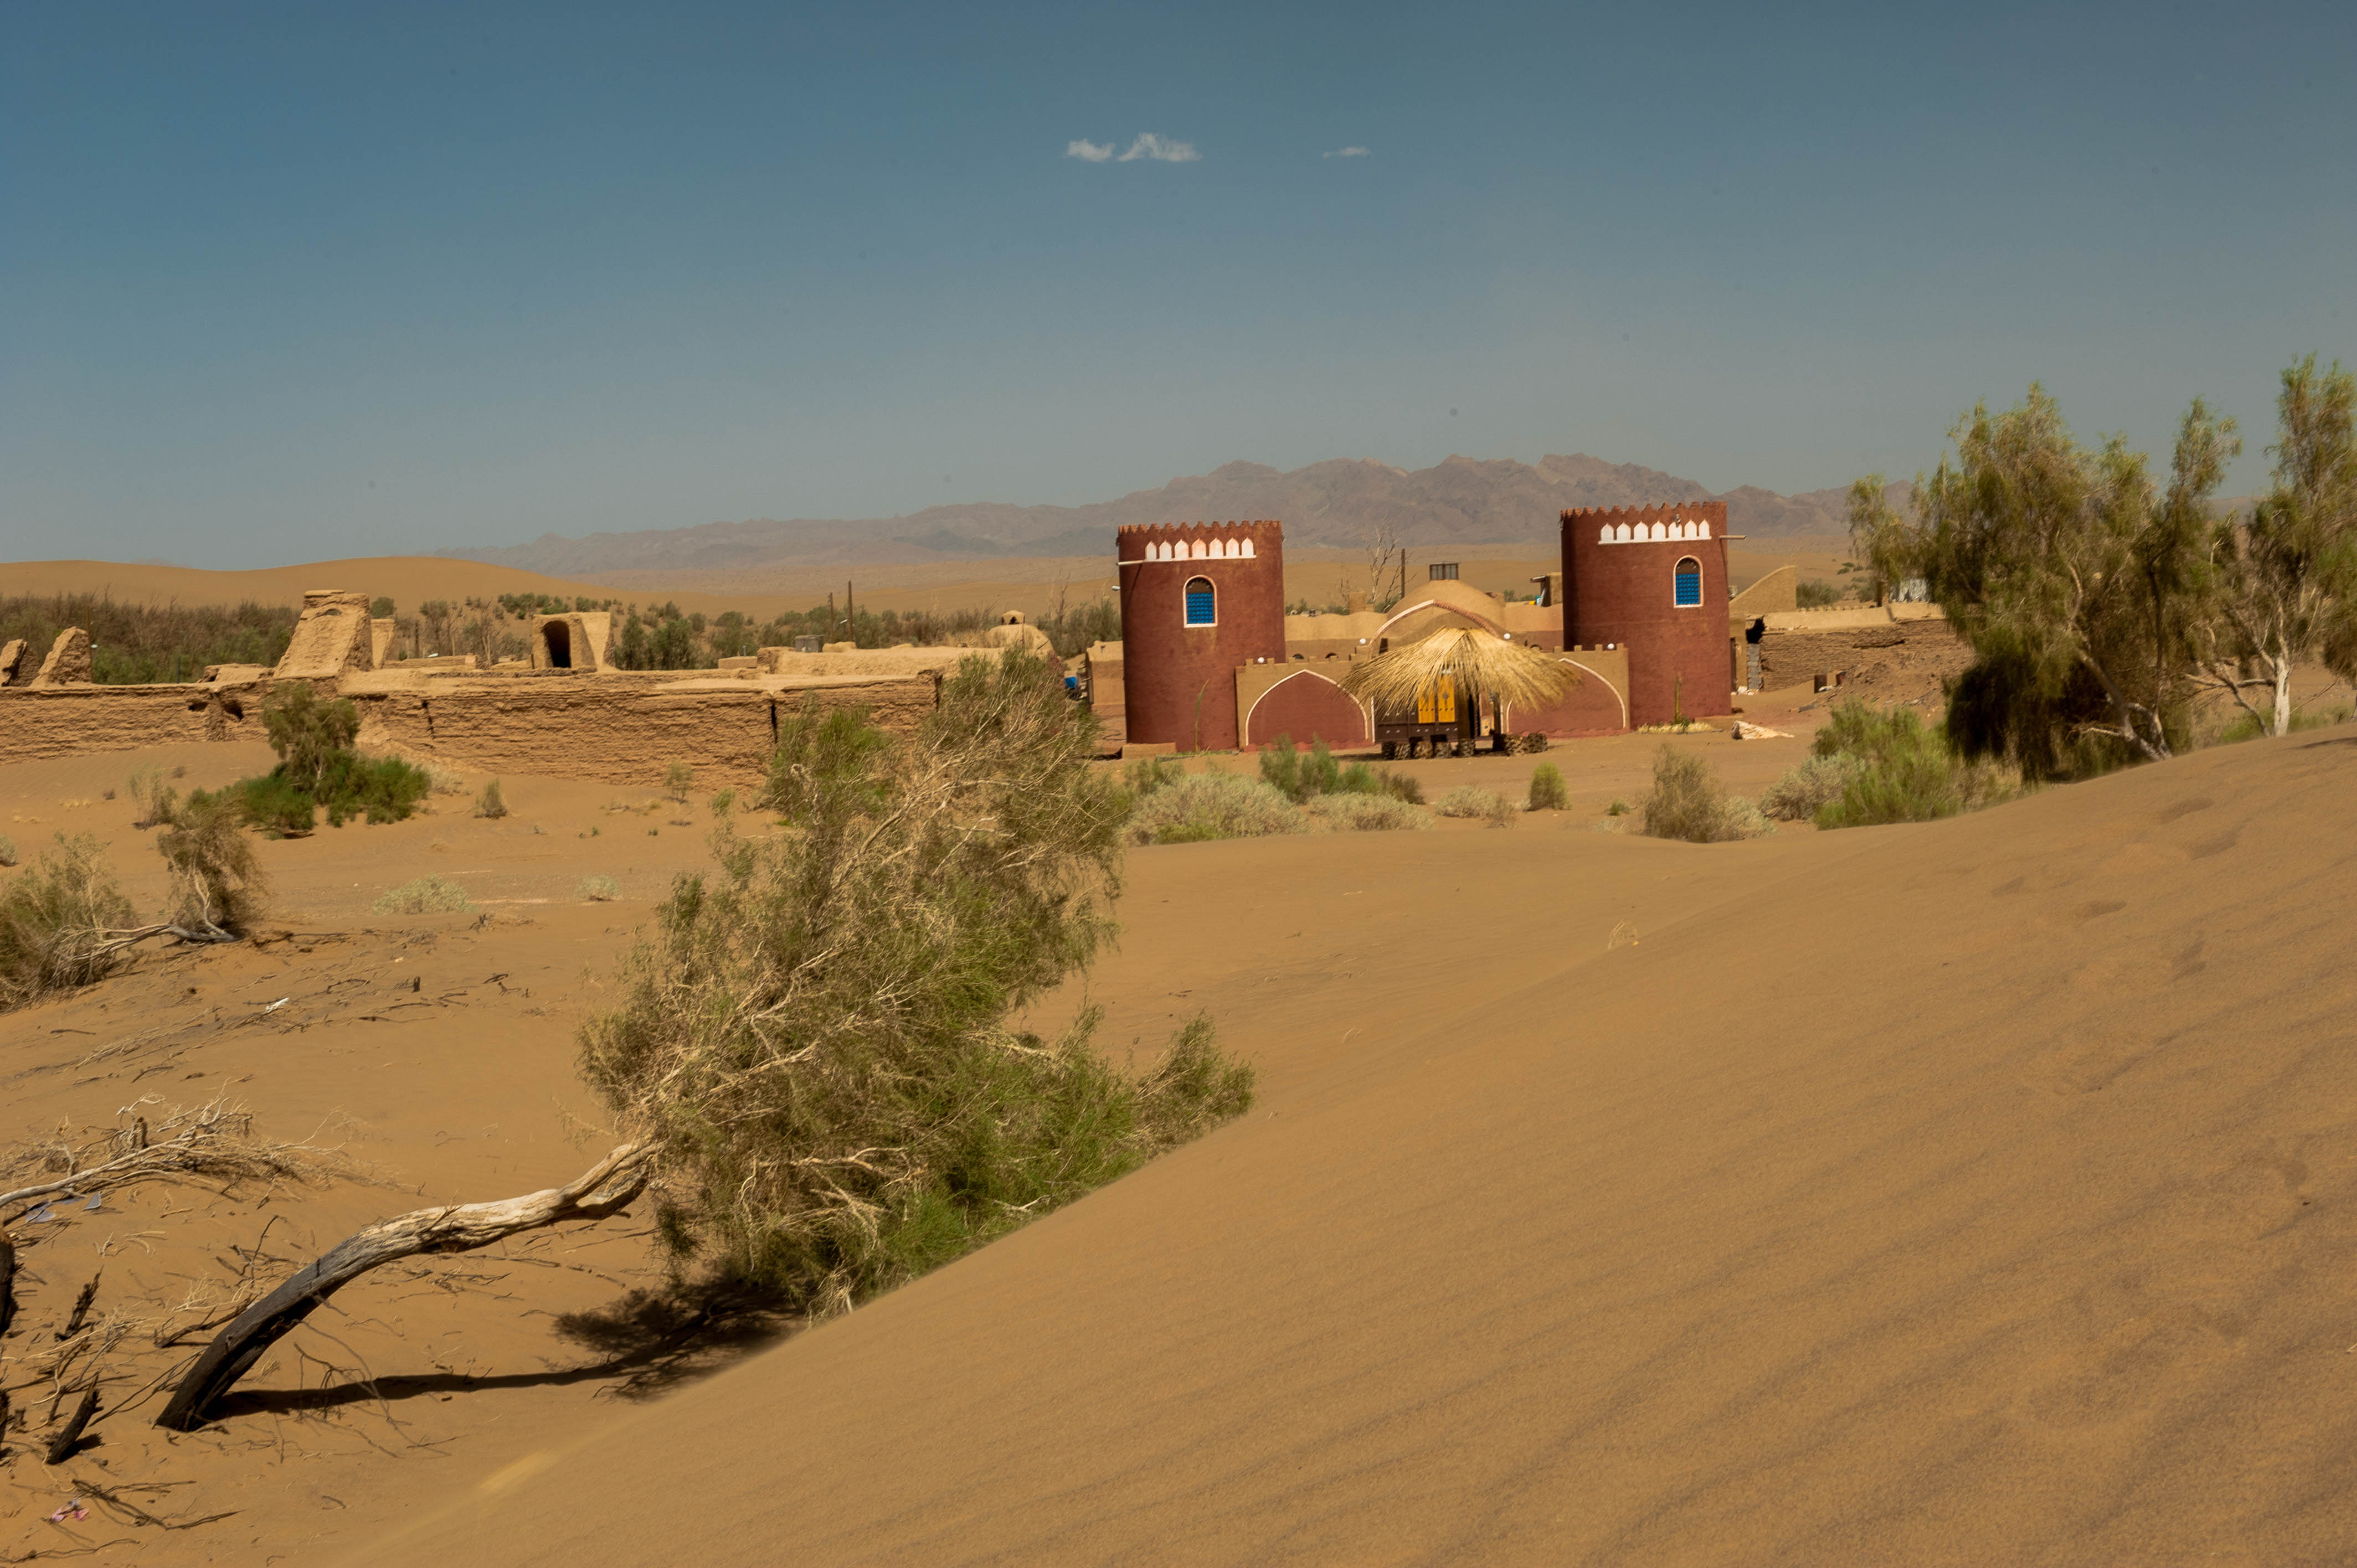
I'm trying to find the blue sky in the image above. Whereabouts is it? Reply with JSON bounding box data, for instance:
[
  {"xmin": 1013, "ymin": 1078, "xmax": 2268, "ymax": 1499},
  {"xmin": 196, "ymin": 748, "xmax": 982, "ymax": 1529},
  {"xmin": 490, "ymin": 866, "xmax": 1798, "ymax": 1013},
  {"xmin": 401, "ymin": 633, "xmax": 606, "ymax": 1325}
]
[{"xmin": 4, "ymin": 0, "xmax": 2351, "ymax": 565}]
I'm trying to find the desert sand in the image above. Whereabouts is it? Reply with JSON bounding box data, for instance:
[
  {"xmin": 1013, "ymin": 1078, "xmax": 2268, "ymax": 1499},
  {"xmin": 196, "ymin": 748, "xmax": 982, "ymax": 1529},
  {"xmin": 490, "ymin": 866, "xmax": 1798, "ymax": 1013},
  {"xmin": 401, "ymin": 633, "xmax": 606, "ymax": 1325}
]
[{"xmin": 5, "ymin": 701, "xmax": 2349, "ymax": 1564}]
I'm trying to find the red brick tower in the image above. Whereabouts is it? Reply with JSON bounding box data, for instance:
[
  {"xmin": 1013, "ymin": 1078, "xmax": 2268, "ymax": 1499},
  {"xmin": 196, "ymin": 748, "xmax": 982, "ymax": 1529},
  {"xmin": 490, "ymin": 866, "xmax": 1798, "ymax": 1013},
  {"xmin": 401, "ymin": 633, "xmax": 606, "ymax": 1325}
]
[
  {"xmin": 1116, "ymin": 520, "xmax": 1287, "ymax": 751},
  {"xmin": 1560, "ymin": 502, "xmax": 1732, "ymax": 727}
]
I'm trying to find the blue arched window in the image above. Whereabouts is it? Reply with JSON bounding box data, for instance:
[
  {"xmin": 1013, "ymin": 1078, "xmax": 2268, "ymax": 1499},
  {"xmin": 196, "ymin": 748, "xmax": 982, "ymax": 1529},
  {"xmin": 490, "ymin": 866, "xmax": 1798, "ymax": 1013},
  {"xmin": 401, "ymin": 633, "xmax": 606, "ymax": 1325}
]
[
  {"xmin": 1673, "ymin": 557, "xmax": 1702, "ymax": 607},
  {"xmin": 1184, "ymin": 576, "xmax": 1216, "ymax": 626}
]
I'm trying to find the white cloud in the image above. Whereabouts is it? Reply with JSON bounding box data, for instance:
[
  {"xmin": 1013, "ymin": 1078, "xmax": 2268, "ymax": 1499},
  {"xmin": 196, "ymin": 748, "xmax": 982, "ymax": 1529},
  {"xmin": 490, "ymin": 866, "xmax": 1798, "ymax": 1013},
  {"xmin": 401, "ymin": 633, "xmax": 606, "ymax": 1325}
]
[
  {"xmin": 1117, "ymin": 132, "xmax": 1199, "ymax": 163},
  {"xmin": 1323, "ymin": 146, "xmax": 1371, "ymax": 159},
  {"xmin": 1066, "ymin": 139, "xmax": 1115, "ymax": 163}
]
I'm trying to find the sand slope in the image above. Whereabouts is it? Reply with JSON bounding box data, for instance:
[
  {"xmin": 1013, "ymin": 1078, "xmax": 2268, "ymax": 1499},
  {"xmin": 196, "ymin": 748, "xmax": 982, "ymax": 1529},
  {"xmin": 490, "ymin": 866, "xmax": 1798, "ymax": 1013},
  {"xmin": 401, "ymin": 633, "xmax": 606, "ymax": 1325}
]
[{"xmin": 332, "ymin": 730, "xmax": 2357, "ymax": 1566}]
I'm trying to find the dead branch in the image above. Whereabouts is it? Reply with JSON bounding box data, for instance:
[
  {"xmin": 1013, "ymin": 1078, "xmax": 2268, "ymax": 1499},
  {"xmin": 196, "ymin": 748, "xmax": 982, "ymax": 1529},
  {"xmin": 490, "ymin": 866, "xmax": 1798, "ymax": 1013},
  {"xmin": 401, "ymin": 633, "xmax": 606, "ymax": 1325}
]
[
  {"xmin": 156, "ymin": 1142, "xmax": 653, "ymax": 1432},
  {"xmin": 0, "ymin": 1096, "xmax": 353, "ymax": 1218},
  {"xmin": 47, "ymin": 1389, "xmax": 99, "ymax": 1463}
]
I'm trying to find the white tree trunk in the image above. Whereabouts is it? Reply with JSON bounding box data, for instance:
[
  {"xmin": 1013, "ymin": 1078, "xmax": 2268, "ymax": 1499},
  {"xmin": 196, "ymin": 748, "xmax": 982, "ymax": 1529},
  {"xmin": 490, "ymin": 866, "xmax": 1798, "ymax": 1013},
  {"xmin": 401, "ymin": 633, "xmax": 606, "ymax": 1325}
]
[{"xmin": 2273, "ymin": 657, "xmax": 2293, "ymax": 736}]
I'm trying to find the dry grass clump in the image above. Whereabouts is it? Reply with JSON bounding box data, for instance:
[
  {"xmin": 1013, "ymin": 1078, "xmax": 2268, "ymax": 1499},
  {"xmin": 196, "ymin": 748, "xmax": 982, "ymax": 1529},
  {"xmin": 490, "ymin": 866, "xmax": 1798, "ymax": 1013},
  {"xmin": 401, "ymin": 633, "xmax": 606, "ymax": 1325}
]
[
  {"xmin": 474, "ymin": 779, "xmax": 510, "ymax": 818},
  {"xmin": 578, "ymin": 875, "xmax": 619, "ymax": 902},
  {"xmin": 372, "ymin": 874, "xmax": 474, "ymax": 915},
  {"xmin": 0, "ymin": 835, "xmax": 139, "ymax": 1010},
  {"xmin": 1128, "ymin": 772, "xmax": 1308, "ymax": 844},
  {"xmin": 1303, "ymin": 792, "xmax": 1433, "ymax": 832},
  {"xmin": 1526, "ymin": 762, "xmax": 1569, "ymax": 811},
  {"xmin": 1434, "ymin": 785, "xmax": 1516, "ymax": 827},
  {"xmin": 1640, "ymin": 747, "xmax": 1772, "ymax": 844},
  {"xmin": 0, "ymin": 835, "xmax": 16, "ymax": 868},
  {"xmin": 581, "ymin": 650, "xmax": 1253, "ymax": 1319},
  {"xmin": 1760, "ymin": 755, "xmax": 1860, "ymax": 822}
]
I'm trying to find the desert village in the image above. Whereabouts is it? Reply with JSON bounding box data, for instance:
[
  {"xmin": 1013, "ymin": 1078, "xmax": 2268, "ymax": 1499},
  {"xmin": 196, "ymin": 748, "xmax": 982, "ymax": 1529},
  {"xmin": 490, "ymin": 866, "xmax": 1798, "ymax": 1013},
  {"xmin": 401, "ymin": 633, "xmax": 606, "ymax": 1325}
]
[{"xmin": 2, "ymin": 503, "xmax": 1967, "ymax": 777}]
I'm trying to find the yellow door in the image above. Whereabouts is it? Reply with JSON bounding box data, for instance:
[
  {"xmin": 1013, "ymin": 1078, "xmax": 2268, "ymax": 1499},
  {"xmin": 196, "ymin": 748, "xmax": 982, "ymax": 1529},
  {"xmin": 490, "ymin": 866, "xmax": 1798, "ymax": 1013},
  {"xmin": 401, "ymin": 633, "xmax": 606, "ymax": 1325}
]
[
  {"xmin": 1435, "ymin": 679, "xmax": 1455, "ymax": 723},
  {"xmin": 1416, "ymin": 684, "xmax": 1435, "ymax": 723}
]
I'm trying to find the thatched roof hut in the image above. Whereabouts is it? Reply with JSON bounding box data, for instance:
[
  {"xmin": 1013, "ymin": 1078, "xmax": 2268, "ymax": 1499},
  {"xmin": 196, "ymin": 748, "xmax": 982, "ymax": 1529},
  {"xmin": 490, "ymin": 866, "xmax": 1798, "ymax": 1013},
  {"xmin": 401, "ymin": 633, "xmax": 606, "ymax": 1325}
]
[{"xmin": 1338, "ymin": 628, "xmax": 1577, "ymax": 712}]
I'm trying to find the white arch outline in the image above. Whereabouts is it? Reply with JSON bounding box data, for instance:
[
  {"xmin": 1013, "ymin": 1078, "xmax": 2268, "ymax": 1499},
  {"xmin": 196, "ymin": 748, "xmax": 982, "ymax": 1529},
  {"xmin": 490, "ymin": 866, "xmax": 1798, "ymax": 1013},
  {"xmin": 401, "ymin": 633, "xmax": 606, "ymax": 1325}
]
[{"xmin": 1241, "ymin": 668, "xmax": 1374, "ymax": 747}]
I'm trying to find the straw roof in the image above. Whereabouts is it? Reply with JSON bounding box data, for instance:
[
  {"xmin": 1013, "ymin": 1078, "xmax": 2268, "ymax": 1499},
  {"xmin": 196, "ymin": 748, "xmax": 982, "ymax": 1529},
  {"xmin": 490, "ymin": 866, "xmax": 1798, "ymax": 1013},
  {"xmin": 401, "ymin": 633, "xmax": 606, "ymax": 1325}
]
[{"xmin": 1338, "ymin": 627, "xmax": 1579, "ymax": 712}]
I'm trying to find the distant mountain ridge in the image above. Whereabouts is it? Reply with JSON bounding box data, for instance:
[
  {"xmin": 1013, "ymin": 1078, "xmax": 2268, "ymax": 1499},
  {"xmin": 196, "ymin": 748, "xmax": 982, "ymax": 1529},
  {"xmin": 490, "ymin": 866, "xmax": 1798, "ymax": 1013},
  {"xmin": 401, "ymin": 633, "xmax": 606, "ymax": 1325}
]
[{"xmin": 438, "ymin": 453, "xmax": 1855, "ymax": 576}]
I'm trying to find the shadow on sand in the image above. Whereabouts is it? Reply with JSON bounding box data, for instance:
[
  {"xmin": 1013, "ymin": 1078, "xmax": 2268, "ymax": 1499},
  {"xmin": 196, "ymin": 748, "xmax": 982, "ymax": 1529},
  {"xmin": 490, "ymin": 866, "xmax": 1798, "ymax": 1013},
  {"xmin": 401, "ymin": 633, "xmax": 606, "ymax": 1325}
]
[{"xmin": 215, "ymin": 1277, "xmax": 795, "ymax": 1420}]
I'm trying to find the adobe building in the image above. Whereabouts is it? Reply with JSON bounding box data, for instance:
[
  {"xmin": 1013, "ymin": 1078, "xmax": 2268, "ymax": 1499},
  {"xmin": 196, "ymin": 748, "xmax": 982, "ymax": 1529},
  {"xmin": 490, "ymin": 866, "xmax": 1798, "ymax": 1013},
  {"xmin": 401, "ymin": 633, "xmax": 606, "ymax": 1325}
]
[
  {"xmin": 1115, "ymin": 520, "xmax": 1288, "ymax": 752},
  {"xmin": 1560, "ymin": 503, "xmax": 1732, "ymax": 728}
]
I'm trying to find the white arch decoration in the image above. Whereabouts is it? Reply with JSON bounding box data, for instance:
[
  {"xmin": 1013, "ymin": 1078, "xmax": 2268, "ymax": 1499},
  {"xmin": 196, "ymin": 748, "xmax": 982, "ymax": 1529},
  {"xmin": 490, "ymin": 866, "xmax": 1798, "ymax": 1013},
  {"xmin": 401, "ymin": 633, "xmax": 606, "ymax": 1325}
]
[
  {"xmin": 1239, "ymin": 538, "xmax": 1255, "ymax": 557},
  {"xmin": 1241, "ymin": 668, "xmax": 1374, "ymax": 747},
  {"xmin": 1500, "ymin": 656, "xmax": 1628, "ymax": 732}
]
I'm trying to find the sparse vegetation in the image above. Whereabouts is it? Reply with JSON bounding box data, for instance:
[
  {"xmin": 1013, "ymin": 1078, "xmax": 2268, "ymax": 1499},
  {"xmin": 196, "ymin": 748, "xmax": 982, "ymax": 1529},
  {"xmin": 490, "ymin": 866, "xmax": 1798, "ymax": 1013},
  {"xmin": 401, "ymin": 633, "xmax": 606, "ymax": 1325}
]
[
  {"xmin": 1639, "ymin": 747, "xmax": 1771, "ymax": 844},
  {"xmin": 221, "ymin": 684, "xmax": 431, "ymax": 833},
  {"xmin": 1759, "ymin": 755, "xmax": 1861, "ymax": 822},
  {"xmin": 578, "ymin": 875, "xmax": 619, "ymax": 902},
  {"xmin": 581, "ymin": 649, "xmax": 1252, "ymax": 1318},
  {"xmin": 0, "ymin": 834, "xmax": 139, "ymax": 1009},
  {"xmin": 0, "ymin": 835, "xmax": 16, "ymax": 868},
  {"xmin": 1301, "ymin": 792, "xmax": 1432, "ymax": 832},
  {"xmin": 1795, "ymin": 579, "xmax": 1846, "ymax": 608},
  {"xmin": 474, "ymin": 780, "xmax": 510, "ymax": 819},
  {"xmin": 1434, "ymin": 785, "xmax": 1515, "ymax": 827},
  {"xmin": 1258, "ymin": 735, "xmax": 1423, "ymax": 807},
  {"xmin": 0, "ymin": 594, "xmax": 297, "ymax": 684},
  {"xmin": 1803, "ymin": 700, "xmax": 2019, "ymax": 829},
  {"xmin": 708, "ymin": 788, "xmax": 737, "ymax": 815},
  {"xmin": 372, "ymin": 874, "xmax": 474, "ymax": 915},
  {"xmin": 1606, "ymin": 799, "xmax": 1630, "ymax": 816},
  {"xmin": 662, "ymin": 761, "xmax": 695, "ymax": 803},
  {"xmin": 1526, "ymin": 763, "xmax": 1569, "ymax": 811},
  {"xmin": 155, "ymin": 791, "xmax": 267, "ymax": 935}
]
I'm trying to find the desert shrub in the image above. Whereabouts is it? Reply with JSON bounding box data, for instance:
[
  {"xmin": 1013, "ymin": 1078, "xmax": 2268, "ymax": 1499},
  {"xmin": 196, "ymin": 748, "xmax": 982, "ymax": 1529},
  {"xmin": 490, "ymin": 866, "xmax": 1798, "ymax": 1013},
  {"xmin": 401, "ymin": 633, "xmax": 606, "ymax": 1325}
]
[
  {"xmin": 1124, "ymin": 754, "xmax": 1185, "ymax": 798},
  {"xmin": 263, "ymin": 684, "xmax": 362, "ymax": 793},
  {"xmin": 1259, "ymin": 735, "xmax": 1350, "ymax": 803},
  {"xmin": 371, "ymin": 874, "xmax": 474, "ymax": 915},
  {"xmin": 579, "ymin": 875, "xmax": 619, "ymax": 902},
  {"xmin": 1640, "ymin": 746, "xmax": 1769, "ymax": 843},
  {"xmin": 315, "ymin": 753, "xmax": 434, "ymax": 827},
  {"xmin": 156, "ymin": 791, "xmax": 266, "ymax": 934},
  {"xmin": 1526, "ymin": 763, "xmax": 1569, "ymax": 811},
  {"xmin": 1760, "ymin": 755, "xmax": 1861, "ymax": 822},
  {"xmin": 1811, "ymin": 700, "xmax": 2017, "ymax": 829},
  {"xmin": 708, "ymin": 788, "xmax": 737, "ymax": 815},
  {"xmin": 0, "ymin": 835, "xmax": 138, "ymax": 1009},
  {"xmin": 1605, "ymin": 799, "xmax": 1630, "ymax": 816},
  {"xmin": 1303, "ymin": 792, "xmax": 1433, "ymax": 832},
  {"xmin": 0, "ymin": 836, "xmax": 15, "ymax": 868},
  {"xmin": 581, "ymin": 648, "xmax": 1251, "ymax": 1317},
  {"xmin": 474, "ymin": 780, "xmax": 509, "ymax": 819},
  {"xmin": 1126, "ymin": 772, "xmax": 1307, "ymax": 844},
  {"xmin": 1795, "ymin": 579, "xmax": 1845, "ymax": 608},
  {"xmin": 228, "ymin": 775, "xmax": 316, "ymax": 838},
  {"xmin": 2210, "ymin": 701, "xmax": 2352, "ymax": 746},
  {"xmin": 663, "ymin": 761, "xmax": 695, "ymax": 803},
  {"xmin": 1434, "ymin": 785, "xmax": 1515, "ymax": 827}
]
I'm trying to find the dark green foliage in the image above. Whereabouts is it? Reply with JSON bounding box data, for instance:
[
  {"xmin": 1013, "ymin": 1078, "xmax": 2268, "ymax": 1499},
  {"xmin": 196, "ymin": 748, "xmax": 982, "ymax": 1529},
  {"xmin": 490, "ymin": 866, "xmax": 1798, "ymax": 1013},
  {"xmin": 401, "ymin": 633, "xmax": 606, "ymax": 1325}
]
[
  {"xmin": 1526, "ymin": 762, "xmax": 1569, "ymax": 811},
  {"xmin": 369, "ymin": 596, "xmax": 397, "ymax": 620},
  {"xmin": 1794, "ymin": 579, "xmax": 1845, "ymax": 608},
  {"xmin": 0, "ymin": 835, "xmax": 138, "ymax": 1010},
  {"xmin": 0, "ymin": 595, "xmax": 296, "ymax": 685},
  {"xmin": 1259, "ymin": 736, "xmax": 1417, "ymax": 804},
  {"xmin": 225, "ymin": 775, "xmax": 316, "ymax": 838},
  {"xmin": 227, "ymin": 683, "xmax": 430, "ymax": 832},
  {"xmin": 1809, "ymin": 699, "xmax": 2018, "ymax": 829},
  {"xmin": 262, "ymin": 684, "xmax": 362, "ymax": 794},
  {"xmin": 584, "ymin": 649, "xmax": 1252, "ymax": 1317}
]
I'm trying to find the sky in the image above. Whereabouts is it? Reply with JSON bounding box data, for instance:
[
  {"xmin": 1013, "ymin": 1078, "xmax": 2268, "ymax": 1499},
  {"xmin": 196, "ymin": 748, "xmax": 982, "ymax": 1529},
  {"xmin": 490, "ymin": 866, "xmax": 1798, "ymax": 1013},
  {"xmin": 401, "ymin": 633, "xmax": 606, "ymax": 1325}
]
[{"xmin": 4, "ymin": 0, "xmax": 2353, "ymax": 566}]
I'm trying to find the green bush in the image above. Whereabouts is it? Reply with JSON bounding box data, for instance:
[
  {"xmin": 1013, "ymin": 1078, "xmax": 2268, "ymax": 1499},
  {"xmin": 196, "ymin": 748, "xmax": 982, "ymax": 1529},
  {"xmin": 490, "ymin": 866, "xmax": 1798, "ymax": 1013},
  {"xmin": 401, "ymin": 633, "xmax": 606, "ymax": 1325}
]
[
  {"xmin": 474, "ymin": 780, "xmax": 509, "ymax": 819},
  {"xmin": 372, "ymin": 874, "xmax": 474, "ymax": 915},
  {"xmin": 1434, "ymin": 785, "xmax": 1515, "ymax": 827},
  {"xmin": 1123, "ymin": 754, "xmax": 1186, "ymax": 798},
  {"xmin": 1, "ymin": 834, "xmax": 138, "ymax": 1010},
  {"xmin": 579, "ymin": 875, "xmax": 619, "ymax": 902},
  {"xmin": 580, "ymin": 648, "xmax": 1250, "ymax": 1317},
  {"xmin": 315, "ymin": 753, "xmax": 434, "ymax": 827},
  {"xmin": 663, "ymin": 761, "xmax": 696, "ymax": 803},
  {"xmin": 1526, "ymin": 763, "xmax": 1569, "ymax": 811},
  {"xmin": 1639, "ymin": 746, "xmax": 1770, "ymax": 843},
  {"xmin": 229, "ymin": 775, "xmax": 317, "ymax": 838},
  {"xmin": 263, "ymin": 684, "xmax": 361, "ymax": 794},
  {"xmin": 1809, "ymin": 700, "xmax": 2016, "ymax": 829},
  {"xmin": 1795, "ymin": 579, "xmax": 1846, "ymax": 608},
  {"xmin": 1129, "ymin": 773, "xmax": 1308, "ymax": 844},
  {"xmin": 1303, "ymin": 792, "xmax": 1433, "ymax": 832}
]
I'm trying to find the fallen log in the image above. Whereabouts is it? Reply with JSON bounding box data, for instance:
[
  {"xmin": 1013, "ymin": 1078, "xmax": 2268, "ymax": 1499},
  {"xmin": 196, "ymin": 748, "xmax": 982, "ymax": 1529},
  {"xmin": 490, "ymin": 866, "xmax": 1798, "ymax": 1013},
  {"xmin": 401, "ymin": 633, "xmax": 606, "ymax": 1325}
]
[
  {"xmin": 155, "ymin": 1141, "xmax": 654, "ymax": 1432},
  {"xmin": 47, "ymin": 1390, "xmax": 99, "ymax": 1464}
]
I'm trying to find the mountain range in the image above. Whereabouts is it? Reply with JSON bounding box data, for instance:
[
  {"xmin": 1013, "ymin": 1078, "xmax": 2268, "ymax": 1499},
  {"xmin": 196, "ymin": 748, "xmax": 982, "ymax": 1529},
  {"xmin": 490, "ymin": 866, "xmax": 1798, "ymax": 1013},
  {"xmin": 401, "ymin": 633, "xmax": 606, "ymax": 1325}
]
[{"xmin": 437, "ymin": 453, "xmax": 1856, "ymax": 576}]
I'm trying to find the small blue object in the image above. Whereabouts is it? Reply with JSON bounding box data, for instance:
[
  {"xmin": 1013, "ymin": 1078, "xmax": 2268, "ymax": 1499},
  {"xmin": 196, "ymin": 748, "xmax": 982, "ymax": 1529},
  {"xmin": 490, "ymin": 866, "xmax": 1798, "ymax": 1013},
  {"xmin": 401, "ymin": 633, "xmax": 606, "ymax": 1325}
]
[
  {"xmin": 28, "ymin": 1206, "xmax": 55, "ymax": 1223},
  {"xmin": 84, "ymin": 1194, "xmax": 103, "ymax": 1211}
]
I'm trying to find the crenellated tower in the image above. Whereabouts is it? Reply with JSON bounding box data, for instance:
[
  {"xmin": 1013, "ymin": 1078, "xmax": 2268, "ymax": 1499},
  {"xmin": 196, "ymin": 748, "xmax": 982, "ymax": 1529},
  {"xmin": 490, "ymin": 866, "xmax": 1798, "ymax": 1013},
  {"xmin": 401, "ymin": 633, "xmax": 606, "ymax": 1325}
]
[
  {"xmin": 1560, "ymin": 502, "xmax": 1731, "ymax": 727},
  {"xmin": 1116, "ymin": 520, "xmax": 1287, "ymax": 751}
]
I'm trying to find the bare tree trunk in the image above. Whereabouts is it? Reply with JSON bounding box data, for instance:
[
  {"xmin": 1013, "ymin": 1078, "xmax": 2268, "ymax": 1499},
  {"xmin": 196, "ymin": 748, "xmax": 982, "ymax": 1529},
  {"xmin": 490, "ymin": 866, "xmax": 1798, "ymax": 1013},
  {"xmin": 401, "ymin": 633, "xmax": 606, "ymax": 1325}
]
[
  {"xmin": 2273, "ymin": 653, "xmax": 2294, "ymax": 736},
  {"xmin": 155, "ymin": 1142, "xmax": 653, "ymax": 1432}
]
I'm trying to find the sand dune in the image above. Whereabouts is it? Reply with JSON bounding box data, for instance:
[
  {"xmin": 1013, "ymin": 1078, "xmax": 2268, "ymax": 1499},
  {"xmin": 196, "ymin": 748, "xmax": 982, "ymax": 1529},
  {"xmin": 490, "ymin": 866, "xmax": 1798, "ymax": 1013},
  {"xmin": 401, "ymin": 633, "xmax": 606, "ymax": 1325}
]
[{"xmin": 318, "ymin": 730, "xmax": 2357, "ymax": 1565}]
